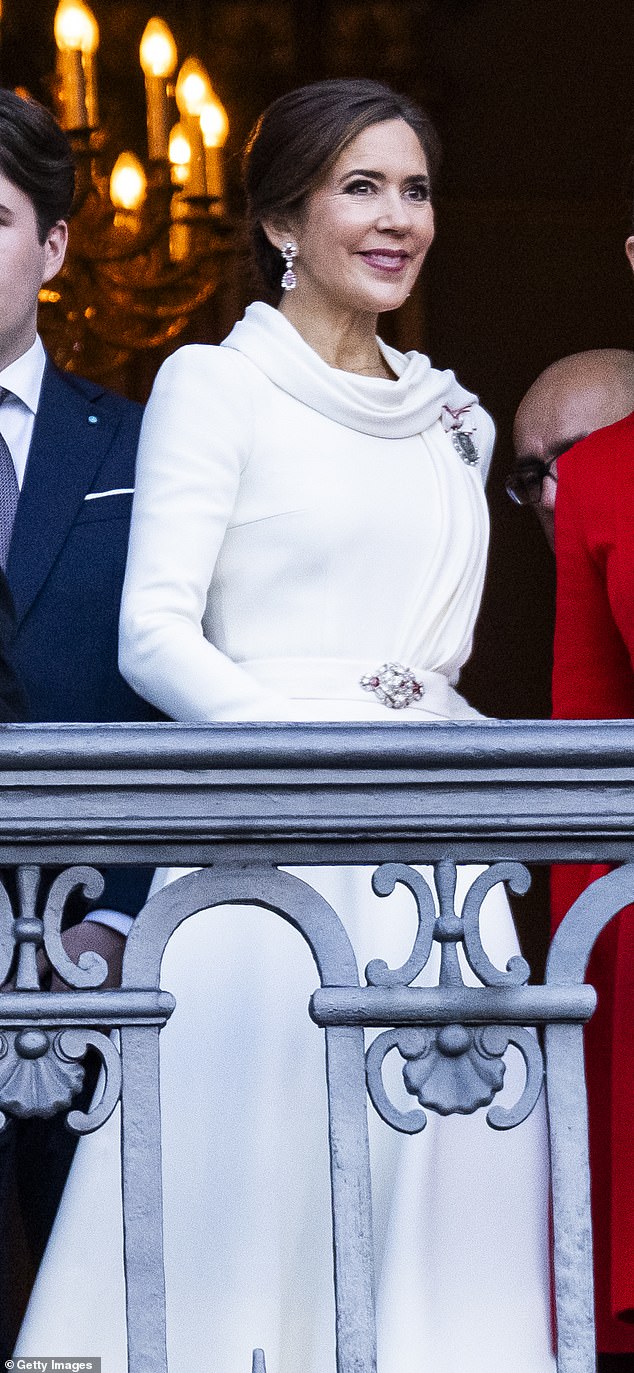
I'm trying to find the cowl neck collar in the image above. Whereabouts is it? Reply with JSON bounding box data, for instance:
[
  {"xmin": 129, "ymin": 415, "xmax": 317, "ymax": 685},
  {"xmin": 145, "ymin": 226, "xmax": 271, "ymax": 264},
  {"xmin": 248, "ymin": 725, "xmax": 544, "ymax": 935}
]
[{"xmin": 222, "ymin": 301, "xmax": 478, "ymax": 440}]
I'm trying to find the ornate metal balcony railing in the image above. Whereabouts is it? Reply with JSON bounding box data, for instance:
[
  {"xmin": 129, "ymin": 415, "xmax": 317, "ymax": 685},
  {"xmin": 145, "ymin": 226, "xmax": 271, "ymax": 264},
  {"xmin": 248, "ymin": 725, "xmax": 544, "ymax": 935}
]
[{"xmin": 2, "ymin": 718, "xmax": 634, "ymax": 1373}]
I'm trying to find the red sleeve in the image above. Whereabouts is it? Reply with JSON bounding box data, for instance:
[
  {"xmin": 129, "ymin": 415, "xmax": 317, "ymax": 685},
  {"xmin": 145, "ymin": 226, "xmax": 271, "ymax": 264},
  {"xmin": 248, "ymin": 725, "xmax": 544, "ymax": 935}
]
[
  {"xmin": 551, "ymin": 444, "xmax": 634, "ymax": 928},
  {"xmin": 552, "ymin": 450, "xmax": 634, "ymax": 720}
]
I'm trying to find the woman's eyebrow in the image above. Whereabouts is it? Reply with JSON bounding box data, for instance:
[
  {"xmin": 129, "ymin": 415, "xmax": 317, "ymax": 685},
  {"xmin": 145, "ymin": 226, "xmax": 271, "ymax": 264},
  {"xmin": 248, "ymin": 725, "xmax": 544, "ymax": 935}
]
[
  {"xmin": 340, "ymin": 167, "xmax": 385, "ymax": 180},
  {"xmin": 339, "ymin": 168, "xmax": 430, "ymax": 183}
]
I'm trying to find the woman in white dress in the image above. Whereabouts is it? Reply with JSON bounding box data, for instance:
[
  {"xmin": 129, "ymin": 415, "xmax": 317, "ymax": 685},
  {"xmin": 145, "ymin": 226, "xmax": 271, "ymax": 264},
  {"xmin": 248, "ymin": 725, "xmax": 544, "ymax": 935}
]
[{"xmin": 17, "ymin": 80, "xmax": 554, "ymax": 1372}]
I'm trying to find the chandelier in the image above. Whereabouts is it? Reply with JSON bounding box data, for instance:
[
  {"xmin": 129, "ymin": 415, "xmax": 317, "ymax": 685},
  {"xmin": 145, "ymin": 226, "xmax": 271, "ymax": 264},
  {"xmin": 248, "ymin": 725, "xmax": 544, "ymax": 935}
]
[{"xmin": 37, "ymin": 1, "xmax": 232, "ymax": 383}]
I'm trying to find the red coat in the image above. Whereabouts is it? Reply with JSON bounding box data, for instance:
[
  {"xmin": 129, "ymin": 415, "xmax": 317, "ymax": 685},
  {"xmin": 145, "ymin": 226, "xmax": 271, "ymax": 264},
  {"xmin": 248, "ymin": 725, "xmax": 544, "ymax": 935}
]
[{"xmin": 552, "ymin": 411, "xmax": 634, "ymax": 1353}]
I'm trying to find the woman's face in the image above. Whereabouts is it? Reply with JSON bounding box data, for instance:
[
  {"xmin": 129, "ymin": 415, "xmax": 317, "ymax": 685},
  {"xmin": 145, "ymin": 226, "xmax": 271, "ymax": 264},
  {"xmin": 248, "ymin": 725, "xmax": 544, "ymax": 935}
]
[{"xmin": 285, "ymin": 118, "xmax": 434, "ymax": 319}]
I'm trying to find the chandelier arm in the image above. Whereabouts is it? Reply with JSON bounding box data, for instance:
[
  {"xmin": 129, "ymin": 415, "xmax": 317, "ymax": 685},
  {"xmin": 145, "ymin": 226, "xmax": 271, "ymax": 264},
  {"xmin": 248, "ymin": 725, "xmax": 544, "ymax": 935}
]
[
  {"xmin": 83, "ymin": 315, "xmax": 199, "ymax": 352},
  {"xmin": 91, "ymin": 266, "xmax": 223, "ymax": 311}
]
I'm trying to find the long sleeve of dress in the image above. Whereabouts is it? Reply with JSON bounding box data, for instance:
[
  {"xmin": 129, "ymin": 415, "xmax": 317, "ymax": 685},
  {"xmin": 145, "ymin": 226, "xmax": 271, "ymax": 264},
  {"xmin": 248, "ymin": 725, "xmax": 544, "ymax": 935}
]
[{"xmin": 119, "ymin": 346, "xmax": 291, "ymax": 722}]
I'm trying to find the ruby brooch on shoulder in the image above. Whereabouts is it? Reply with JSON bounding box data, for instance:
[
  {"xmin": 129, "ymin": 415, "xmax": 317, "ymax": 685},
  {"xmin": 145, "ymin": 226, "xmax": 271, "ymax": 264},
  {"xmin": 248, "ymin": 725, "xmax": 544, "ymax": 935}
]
[{"xmin": 441, "ymin": 403, "xmax": 479, "ymax": 465}]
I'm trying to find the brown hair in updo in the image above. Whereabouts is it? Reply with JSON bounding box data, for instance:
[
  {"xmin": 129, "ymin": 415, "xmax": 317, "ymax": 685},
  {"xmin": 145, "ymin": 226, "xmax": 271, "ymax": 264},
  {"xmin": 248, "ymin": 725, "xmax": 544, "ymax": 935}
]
[{"xmin": 243, "ymin": 78, "xmax": 441, "ymax": 294}]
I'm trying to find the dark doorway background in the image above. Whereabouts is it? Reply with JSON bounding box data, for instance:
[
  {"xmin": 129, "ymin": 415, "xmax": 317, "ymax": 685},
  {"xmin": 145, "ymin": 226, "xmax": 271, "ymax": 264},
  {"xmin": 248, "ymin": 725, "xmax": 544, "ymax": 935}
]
[{"xmin": 2, "ymin": 0, "xmax": 633, "ymax": 967}]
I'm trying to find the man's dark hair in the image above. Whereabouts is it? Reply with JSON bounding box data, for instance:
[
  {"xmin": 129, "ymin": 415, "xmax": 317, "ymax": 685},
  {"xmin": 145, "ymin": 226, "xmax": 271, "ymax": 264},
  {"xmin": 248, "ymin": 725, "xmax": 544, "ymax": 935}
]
[{"xmin": 0, "ymin": 89, "xmax": 75, "ymax": 242}]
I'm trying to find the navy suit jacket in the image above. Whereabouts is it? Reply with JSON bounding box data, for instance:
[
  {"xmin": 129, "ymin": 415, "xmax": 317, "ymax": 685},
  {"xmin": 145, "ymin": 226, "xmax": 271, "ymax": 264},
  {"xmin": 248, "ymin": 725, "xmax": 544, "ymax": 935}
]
[
  {"xmin": 5, "ymin": 358, "xmax": 160, "ymax": 914},
  {"xmin": 0, "ymin": 570, "xmax": 26, "ymax": 722}
]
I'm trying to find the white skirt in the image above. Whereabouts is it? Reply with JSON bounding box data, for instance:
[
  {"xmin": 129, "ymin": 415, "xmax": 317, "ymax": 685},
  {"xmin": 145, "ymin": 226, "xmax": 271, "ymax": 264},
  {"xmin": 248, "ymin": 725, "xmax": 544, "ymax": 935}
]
[{"xmin": 17, "ymin": 671, "xmax": 555, "ymax": 1373}]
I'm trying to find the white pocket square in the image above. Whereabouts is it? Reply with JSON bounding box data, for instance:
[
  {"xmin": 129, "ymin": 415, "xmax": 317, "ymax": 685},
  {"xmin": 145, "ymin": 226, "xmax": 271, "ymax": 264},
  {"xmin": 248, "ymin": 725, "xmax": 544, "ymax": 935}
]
[{"xmin": 84, "ymin": 487, "xmax": 135, "ymax": 501}]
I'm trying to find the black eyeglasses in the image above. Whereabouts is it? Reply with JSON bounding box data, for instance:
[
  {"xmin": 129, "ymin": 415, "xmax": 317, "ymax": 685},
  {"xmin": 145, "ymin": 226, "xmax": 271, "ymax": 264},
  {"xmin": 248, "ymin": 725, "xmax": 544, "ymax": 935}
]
[{"xmin": 505, "ymin": 455, "xmax": 559, "ymax": 506}]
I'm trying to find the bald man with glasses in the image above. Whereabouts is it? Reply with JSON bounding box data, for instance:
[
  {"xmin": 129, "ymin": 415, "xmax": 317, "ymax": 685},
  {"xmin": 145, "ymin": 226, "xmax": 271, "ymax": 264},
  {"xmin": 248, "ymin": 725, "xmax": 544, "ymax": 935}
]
[{"xmin": 507, "ymin": 348, "xmax": 634, "ymax": 548}]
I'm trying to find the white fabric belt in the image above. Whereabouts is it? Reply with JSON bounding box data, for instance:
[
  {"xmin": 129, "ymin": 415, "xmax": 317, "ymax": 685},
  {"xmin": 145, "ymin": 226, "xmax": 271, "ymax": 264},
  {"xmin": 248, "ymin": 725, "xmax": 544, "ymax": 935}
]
[{"xmin": 240, "ymin": 656, "xmax": 480, "ymax": 721}]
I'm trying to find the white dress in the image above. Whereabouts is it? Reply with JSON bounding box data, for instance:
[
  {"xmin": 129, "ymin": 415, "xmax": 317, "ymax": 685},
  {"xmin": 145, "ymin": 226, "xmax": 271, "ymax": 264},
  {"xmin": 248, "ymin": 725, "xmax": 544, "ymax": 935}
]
[{"xmin": 17, "ymin": 304, "xmax": 555, "ymax": 1372}]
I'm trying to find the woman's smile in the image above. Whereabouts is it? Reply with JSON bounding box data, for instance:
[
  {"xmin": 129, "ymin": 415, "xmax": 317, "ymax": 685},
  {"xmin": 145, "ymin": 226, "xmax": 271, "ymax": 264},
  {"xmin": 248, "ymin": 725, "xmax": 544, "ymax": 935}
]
[{"xmin": 358, "ymin": 247, "xmax": 411, "ymax": 273}]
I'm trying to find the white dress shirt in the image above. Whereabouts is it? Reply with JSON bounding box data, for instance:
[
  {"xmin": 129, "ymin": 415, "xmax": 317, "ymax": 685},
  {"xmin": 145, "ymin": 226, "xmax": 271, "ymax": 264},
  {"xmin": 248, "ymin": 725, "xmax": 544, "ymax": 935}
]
[{"xmin": 0, "ymin": 334, "xmax": 46, "ymax": 489}]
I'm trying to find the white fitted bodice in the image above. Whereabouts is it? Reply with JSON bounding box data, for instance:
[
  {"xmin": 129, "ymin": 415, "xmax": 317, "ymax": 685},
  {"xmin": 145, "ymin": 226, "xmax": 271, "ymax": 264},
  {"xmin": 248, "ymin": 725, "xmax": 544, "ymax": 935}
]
[{"xmin": 119, "ymin": 302, "xmax": 494, "ymax": 723}]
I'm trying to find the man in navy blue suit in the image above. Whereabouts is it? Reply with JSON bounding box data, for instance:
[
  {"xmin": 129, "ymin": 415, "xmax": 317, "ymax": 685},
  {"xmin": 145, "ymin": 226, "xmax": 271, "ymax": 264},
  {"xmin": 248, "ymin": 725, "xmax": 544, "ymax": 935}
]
[
  {"xmin": 0, "ymin": 87, "xmax": 159, "ymax": 931},
  {"xmin": 0, "ymin": 88, "xmax": 160, "ymax": 1350}
]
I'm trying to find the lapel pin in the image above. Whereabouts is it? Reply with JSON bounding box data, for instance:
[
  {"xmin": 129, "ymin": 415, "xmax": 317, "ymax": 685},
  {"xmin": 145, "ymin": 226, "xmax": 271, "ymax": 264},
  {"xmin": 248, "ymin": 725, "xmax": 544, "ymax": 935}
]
[{"xmin": 88, "ymin": 414, "xmax": 99, "ymax": 424}]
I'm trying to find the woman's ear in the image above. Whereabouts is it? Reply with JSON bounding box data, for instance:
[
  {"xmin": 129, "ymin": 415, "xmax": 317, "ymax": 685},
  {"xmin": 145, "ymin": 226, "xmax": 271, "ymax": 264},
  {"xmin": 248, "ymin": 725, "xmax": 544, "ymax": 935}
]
[
  {"xmin": 261, "ymin": 218, "xmax": 297, "ymax": 254},
  {"xmin": 626, "ymin": 236, "xmax": 634, "ymax": 276}
]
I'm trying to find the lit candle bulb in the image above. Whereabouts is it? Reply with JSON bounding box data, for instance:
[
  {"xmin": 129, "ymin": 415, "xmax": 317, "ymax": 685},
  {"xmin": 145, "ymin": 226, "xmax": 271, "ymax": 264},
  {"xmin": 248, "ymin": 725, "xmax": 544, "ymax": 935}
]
[
  {"xmin": 175, "ymin": 57, "xmax": 212, "ymax": 198},
  {"xmin": 110, "ymin": 151, "xmax": 147, "ymax": 216},
  {"xmin": 54, "ymin": 0, "xmax": 99, "ymax": 130},
  {"xmin": 200, "ymin": 94, "xmax": 229, "ymax": 213},
  {"xmin": 140, "ymin": 18, "xmax": 178, "ymax": 163},
  {"xmin": 168, "ymin": 122, "xmax": 191, "ymax": 186},
  {"xmin": 168, "ymin": 123, "xmax": 194, "ymax": 261}
]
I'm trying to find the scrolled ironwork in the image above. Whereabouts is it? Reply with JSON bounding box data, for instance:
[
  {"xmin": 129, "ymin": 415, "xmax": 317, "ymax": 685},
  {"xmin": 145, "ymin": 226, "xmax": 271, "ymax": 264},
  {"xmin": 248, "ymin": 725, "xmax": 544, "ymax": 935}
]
[
  {"xmin": 365, "ymin": 862, "xmax": 437, "ymax": 987},
  {"xmin": 1, "ymin": 863, "xmax": 109, "ymax": 992},
  {"xmin": 365, "ymin": 1022, "xmax": 541, "ymax": 1133},
  {"xmin": 483, "ymin": 1026, "xmax": 544, "ymax": 1130},
  {"xmin": 58, "ymin": 1028, "xmax": 123, "ymax": 1135},
  {"xmin": 42, "ymin": 865, "xmax": 109, "ymax": 989},
  {"xmin": 366, "ymin": 1028, "xmax": 429, "ymax": 1133},
  {"xmin": 0, "ymin": 864, "xmax": 138, "ymax": 1126},
  {"xmin": 363, "ymin": 859, "xmax": 543, "ymax": 1133},
  {"xmin": 366, "ymin": 859, "xmax": 532, "ymax": 992},
  {"xmin": 460, "ymin": 861, "xmax": 532, "ymax": 986}
]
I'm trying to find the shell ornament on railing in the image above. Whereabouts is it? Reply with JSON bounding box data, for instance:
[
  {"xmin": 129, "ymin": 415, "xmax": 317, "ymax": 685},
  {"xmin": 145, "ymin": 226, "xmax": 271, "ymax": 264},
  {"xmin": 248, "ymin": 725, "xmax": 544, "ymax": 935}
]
[{"xmin": 363, "ymin": 860, "xmax": 544, "ymax": 1132}]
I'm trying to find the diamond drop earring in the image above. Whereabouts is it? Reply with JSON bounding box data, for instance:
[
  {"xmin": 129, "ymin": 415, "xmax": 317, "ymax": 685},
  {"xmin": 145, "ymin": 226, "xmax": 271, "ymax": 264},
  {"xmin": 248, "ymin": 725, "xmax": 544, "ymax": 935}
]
[{"xmin": 280, "ymin": 240, "xmax": 298, "ymax": 291}]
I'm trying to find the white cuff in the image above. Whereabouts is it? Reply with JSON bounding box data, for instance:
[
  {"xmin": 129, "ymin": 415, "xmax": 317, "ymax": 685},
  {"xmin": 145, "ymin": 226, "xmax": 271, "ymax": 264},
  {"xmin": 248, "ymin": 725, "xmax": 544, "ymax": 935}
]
[{"xmin": 83, "ymin": 908, "xmax": 134, "ymax": 936}]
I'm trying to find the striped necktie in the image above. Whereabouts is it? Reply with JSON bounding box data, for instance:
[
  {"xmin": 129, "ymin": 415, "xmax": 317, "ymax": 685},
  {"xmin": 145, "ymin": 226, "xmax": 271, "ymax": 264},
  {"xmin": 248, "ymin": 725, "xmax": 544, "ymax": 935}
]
[{"xmin": 0, "ymin": 387, "xmax": 19, "ymax": 569}]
